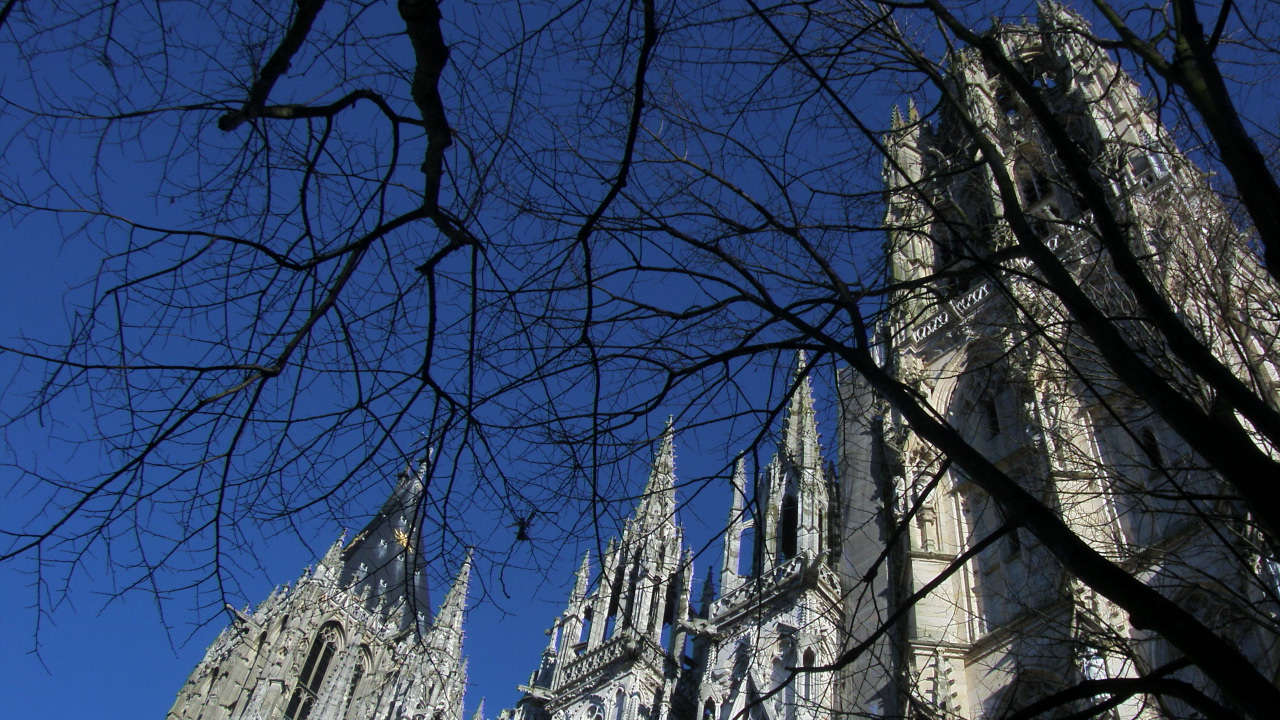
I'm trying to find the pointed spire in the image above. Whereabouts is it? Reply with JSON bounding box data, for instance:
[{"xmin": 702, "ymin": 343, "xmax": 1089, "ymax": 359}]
[
  {"xmin": 570, "ymin": 552, "xmax": 592, "ymax": 604},
  {"xmin": 637, "ymin": 419, "xmax": 677, "ymax": 523},
  {"xmin": 337, "ymin": 460, "xmax": 432, "ymax": 619},
  {"xmin": 782, "ymin": 351, "xmax": 821, "ymax": 470},
  {"xmin": 721, "ymin": 457, "xmax": 747, "ymax": 593},
  {"xmin": 470, "ymin": 699, "xmax": 485, "ymax": 720},
  {"xmin": 700, "ymin": 566, "xmax": 716, "ymax": 617},
  {"xmin": 436, "ymin": 549, "xmax": 473, "ymax": 637},
  {"xmin": 730, "ymin": 457, "xmax": 746, "ymax": 516},
  {"xmin": 890, "ymin": 104, "xmax": 903, "ymax": 129},
  {"xmin": 908, "ymin": 97, "xmax": 919, "ymax": 123},
  {"xmin": 646, "ymin": 417, "xmax": 676, "ymax": 495}
]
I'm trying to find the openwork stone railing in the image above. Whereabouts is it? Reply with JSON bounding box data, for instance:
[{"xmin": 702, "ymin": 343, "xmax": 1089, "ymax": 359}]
[
  {"xmin": 556, "ymin": 631, "xmax": 670, "ymax": 690},
  {"xmin": 711, "ymin": 555, "xmax": 807, "ymax": 616}
]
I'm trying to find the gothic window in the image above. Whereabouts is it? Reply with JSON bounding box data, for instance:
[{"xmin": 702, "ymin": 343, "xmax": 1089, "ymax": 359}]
[
  {"xmin": 1137, "ymin": 425, "xmax": 1164, "ymax": 469},
  {"xmin": 1014, "ymin": 160, "xmax": 1051, "ymax": 208},
  {"xmin": 579, "ymin": 607, "xmax": 594, "ymax": 654},
  {"xmin": 614, "ymin": 691, "xmax": 626, "ymax": 720},
  {"xmin": 933, "ymin": 222, "xmax": 959, "ymax": 270},
  {"xmin": 982, "ymin": 397, "xmax": 1001, "ymax": 440},
  {"xmin": 285, "ymin": 622, "xmax": 342, "ymax": 720},
  {"xmin": 780, "ymin": 495, "xmax": 798, "ymax": 560},
  {"xmin": 801, "ymin": 649, "xmax": 816, "ymax": 706},
  {"xmin": 585, "ymin": 703, "xmax": 605, "ymax": 720},
  {"xmin": 740, "ymin": 524, "xmax": 757, "ymax": 575},
  {"xmin": 1127, "ymin": 132, "xmax": 1169, "ymax": 188},
  {"xmin": 342, "ymin": 646, "xmax": 371, "ymax": 720},
  {"xmin": 701, "ymin": 699, "xmax": 716, "ymax": 720},
  {"xmin": 1079, "ymin": 645, "xmax": 1107, "ymax": 683},
  {"xmin": 959, "ymin": 489, "xmax": 1023, "ymax": 632}
]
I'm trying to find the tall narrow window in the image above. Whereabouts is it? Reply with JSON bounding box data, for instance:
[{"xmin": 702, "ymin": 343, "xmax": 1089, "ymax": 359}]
[
  {"xmin": 983, "ymin": 398, "xmax": 1001, "ymax": 439},
  {"xmin": 1138, "ymin": 426, "xmax": 1164, "ymax": 468},
  {"xmin": 1015, "ymin": 161, "xmax": 1050, "ymax": 206},
  {"xmin": 342, "ymin": 647, "xmax": 370, "ymax": 720},
  {"xmin": 780, "ymin": 496, "xmax": 799, "ymax": 560},
  {"xmin": 801, "ymin": 649, "xmax": 816, "ymax": 705},
  {"xmin": 579, "ymin": 607, "xmax": 594, "ymax": 654},
  {"xmin": 285, "ymin": 623, "xmax": 341, "ymax": 720}
]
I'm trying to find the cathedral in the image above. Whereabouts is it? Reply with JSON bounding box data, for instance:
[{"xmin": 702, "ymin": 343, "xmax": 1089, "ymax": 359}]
[{"xmin": 168, "ymin": 4, "xmax": 1280, "ymax": 719}]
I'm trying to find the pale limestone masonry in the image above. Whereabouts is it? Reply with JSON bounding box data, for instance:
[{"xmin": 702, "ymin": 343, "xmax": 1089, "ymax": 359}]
[
  {"xmin": 872, "ymin": 2, "xmax": 1280, "ymax": 718},
  {"xmin": 168, "ymin": 465, "xmax": 470, "ymax": 720},
  {"xmin": 510, "ymin": 361, "xmax": 844, "ymax": 720}
]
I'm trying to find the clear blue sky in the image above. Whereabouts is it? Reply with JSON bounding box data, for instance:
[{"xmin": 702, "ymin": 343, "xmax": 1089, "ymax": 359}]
[
  {"xmin": 9, "ymin": 2, "xmax": 1273, "ymax": 719},
  {"xmin": 0, "ymin": 207, "xmax": 832, "ymax": 716}
]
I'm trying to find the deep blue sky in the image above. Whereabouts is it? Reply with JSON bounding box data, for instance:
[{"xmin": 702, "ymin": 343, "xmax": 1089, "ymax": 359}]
[
  {"xmin": 0, "ymin": 205, "xmax": 840, "ymax": 716},
  {"xmin": 4, "ymin": 2, "xmax": 1276, "ymax": 719}
]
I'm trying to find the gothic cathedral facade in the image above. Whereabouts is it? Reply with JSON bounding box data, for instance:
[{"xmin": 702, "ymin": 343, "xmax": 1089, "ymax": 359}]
[{"xmin": 170, "ymin": 3, "xmax": 1280, "ymax": 719}]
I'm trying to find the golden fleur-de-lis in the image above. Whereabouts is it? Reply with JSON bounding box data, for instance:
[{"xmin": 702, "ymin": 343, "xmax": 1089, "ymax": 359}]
[{"xmin": 393, "ymin": 528, "xmax": 414, "ymax": 551}]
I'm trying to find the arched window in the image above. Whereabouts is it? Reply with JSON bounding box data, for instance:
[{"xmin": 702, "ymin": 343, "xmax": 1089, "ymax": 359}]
[
  {"xmin": 614, "ymin": 690, "xmax": 626, "ymax": 720},
  {"xmin": 996, "ymin": 88, "xmax": 1018, "ymax": 118},
  {"xmin": 1015, "ymin": 160, "xmax": 1050, "ymax": 207},
  {"xmin": 342, "ymin": 646, "xmax": 371, "ymax": 720},
  {"xmin": 779, "ymin": 495, "xmax": 798, "ymax": 560},
  {"xmin": 801, "ymin": 649, "xmax": 816, "ymax": 705},
  {"xmin": 701, "ymin": 699, "xmax": 716, "ymax": 720},
  {"xmin": 773, "ymin": 654, "xmax": 795, "ymax": 720},
  {"xmin": 982, "ymin": 397, "xmax": 1001, "ymax": 439},
  {"xmin": 579, "ymin": 607, "xmax": 594, "ymax": 654},
  {"xmin": 285, "ymin": 623, "xmax": 342, "ymax": 720}
]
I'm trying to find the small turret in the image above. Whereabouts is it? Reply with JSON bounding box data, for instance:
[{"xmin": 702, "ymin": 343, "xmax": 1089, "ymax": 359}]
[
  {"xmin": 781, "ymin": 352, "xmax": 821, "ymax": 471},
  {"xmin": 720, "ymin": 458, "xmax": 748, "ymax": 593},
  {"xmin": 570, "ymin": 552, "xmax": 591, "ymax": 604},
  {"xmin": 636, "ymin": 418, "xmax": 677, "ymax": 528},
  {"xmin": 432, "ymin": 550, "xmax": 473, "ymax": 657}
]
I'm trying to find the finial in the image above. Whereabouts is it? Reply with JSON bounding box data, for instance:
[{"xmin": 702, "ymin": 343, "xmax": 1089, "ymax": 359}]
[
  {"xmin": 642, "ymin": 421, "xmax": 678, "ymax": 505},
  {"xmin": 730, "ymin": 457, "xmax": 746, "ymax": 514},
  {"xmin": 435, "ymin": 550, "xmax": 473, "ymax": 638},
  {"xmin": 781, "ymin": 351, "xmax": 821, "ymax": 469},
  {"xmin": 571, "ymin": 552, "xmax": 592, "ymax": 602}
]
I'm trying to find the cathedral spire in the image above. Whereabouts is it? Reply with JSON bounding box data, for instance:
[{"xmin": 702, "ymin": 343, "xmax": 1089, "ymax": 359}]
[
  {"xmin": 637, "ymin": 419, "xmax": 677, "ymax": 524},
  {"xmin": 570, "ymin": 552, "xmax": 591, "ymax": 604},
  {"xmin": 782, "ymin": 351, "xmax": 821, "ymax": 470},
  {"xmin": 437, "ymin": 550, "xmax": 473, "ymax": 630},
  {"xmin": 338, "ymin": 456, "xmax": 433, "ymax": 620},
  {"xmin": 433, "ymin": 550, "xmax": 472, "ymax": 656},
  {"xmin": 720, "ymin": 457, "xmax": 747, "ymax": 594}
]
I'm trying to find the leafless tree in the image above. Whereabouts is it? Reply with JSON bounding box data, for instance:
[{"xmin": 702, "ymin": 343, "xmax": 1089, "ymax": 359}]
[{"xmin": 3, "ymin": 1, "xmax": 1280, "ymax": 718}]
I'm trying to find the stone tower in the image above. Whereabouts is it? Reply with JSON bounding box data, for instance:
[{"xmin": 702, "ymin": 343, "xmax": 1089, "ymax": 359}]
[
  {"xmin": 867, "ymin": 2, "xmax": 1280, "ymax": 717},
  {"xmin": 693, "ymin": 353, "xmax": 843, "ymax": 720},
  {"xmin": 512, "ymin": 422, "xmax": 695, "ymax": 720},
  {"xmin": 168, "ymin": 462, "xmax": 471, "ymax": 720},
  {"xmin": 507, "ymin": 359, "xmax": 847, "ymax": 720}
]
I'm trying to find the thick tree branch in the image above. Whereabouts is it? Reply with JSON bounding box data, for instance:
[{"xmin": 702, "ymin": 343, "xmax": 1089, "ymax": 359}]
[{"xmin": 218, "ymin": 0, "xmax": 328, "ymax": 131}]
